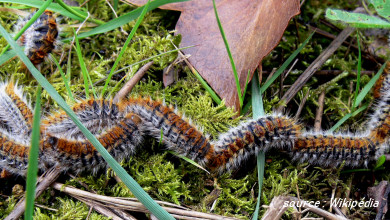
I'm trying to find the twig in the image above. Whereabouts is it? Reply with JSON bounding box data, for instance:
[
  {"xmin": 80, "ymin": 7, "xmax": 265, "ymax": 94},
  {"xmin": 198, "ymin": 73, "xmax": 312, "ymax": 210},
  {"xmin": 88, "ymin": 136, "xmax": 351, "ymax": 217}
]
[
  {"xmin": 261, "ymin": 196, "xmax": 292, "ymax": 220},
  {"xmin": 105, "ymin": 0, "xmax": 127, "ymax": 35},
  {"xmin": 77, "ymin": 196, "xmax": 137, "ymax": 220},
  {"xmin": 262, "ymin": 70, "xmax": 374, "ymax": 76},
  {"xmin": 295, "ymin": 89, "xmax": 310, "ymax": 120},
  {"xmin": 52, "ymin": 182, "xmax": 238, "ymax": 220},
  {"xmin": 113, "ymin": 61, "xmax": 154, "ymax": 103},
  {"xmin": 314, "ymin": 90, "xmax": 325, "ymax": 132},
  {"xmin": 5, "ymin": 166, "xmax": 62, "ymax": 220},
  {"xmin": 34, "ymin": 203, "xmax": 58, "ymax": 212},
  {"xmin": 277, "ymin": 25, "xmax": 355, "ymax": 112}
]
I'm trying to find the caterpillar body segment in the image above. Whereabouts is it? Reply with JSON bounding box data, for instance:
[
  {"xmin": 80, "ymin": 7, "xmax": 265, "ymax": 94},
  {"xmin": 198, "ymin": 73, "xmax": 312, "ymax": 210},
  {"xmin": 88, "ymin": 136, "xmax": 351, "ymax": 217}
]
[
  {"xmin": 41, "ymin": 112, "xmax": 144, "ymax": 174},
  {"xmin": 0, "ymin": 82, "xmax": 33, "ymax": 137},
  {"xmin": 122, "ymin": 97, "xmax": 212, "ymax": 166},
  {"xmin": 41, "ymin": 99, "xmax": 123, "ymax": 139},
  {"xmin": 367, "ymin": 63, "xmax": 390, "ymax": 146},
  {"xmin": 207, "ymin": 115, "xmax": 302, "ymax": 173},
  {"xmin": 0, "ymin": 128, "xmax": 30, "ymax": 176},
  {"xmin": 41, "ymin": 99, "xmax": 144, "ymax": 174},
  {"xmin": 292, "ymin": 133, "xmax": 378, "ymax": 167},
  {"xmin": 16, "ymin": 10, "xmax": 59, "ymax": 66},
  {"xmin": 373, "ymin": 61, "xmax": 390, "ymax": 100}
]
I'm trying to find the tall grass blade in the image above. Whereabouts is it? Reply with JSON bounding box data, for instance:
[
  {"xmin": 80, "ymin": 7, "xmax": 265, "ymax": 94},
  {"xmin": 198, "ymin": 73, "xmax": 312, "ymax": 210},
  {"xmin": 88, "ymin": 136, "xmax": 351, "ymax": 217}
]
[
  {"xmin": 50, "ymin": 54, "xmax": 75, "ymax": 102},
  {"xmin": 55, "ymin": 0, "xmax": 104, "ymax": 25},
  {"xmin": 113, "ymin": 0, "xmax": 118, "ymax": 11},
  {"xmin": 332, "ymin": 60, "xmax": 388, "ymax": 131},
  {"xmin": 191, "ymin": 68, "xmax": 222, "ymax": 104},
  {"xmin": 354, "ymin": 61, "xmax": 388, "ymax": 108},
  {"xmin": 251, "ymin": 73, "xmax": 265, "ymax": 220},
  {"xmin": 0, "ymin": 50, "xmax": 16, "ymax": 66},
  {"xmin": 329, "ymin": 104, "xmax": 368, "ymax": 132},
  {"xmin": 212, "ymin": 0, "xmax": 242, "ymax": 107},
  {"xmin": 101, "ymin": 0, "xmax": 149, "ymax": 97},
  {"xmin": 0, "ymin": 0, "xmax": 87, "ymax": 21},
  {"xmin": 25, "ymin": 86, "xmax": 42, "ymax": 220},
  {"xmin": 62, "ymin": 0, "xmax": 189, "ymax": 42},
  {"xmin": 261, "ymin": 32, "xmax": 314, "ymax": 93},
  {"xmin": 73, "ymin": 29, "xmax": 92, "ymax": 98},
  {"xmin": 352, "ymin": 33, "xmax": 361, "ymax": 111}
]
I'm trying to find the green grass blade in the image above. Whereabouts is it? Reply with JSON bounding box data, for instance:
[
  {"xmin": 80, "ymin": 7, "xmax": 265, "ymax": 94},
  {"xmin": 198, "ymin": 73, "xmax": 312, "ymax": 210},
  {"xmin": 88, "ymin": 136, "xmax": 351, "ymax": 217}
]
[
  {"xmin": 62, "ymin": 0, "xmax": 189, "ymax": 42},
  {"xmin": 66, "ymin": 50, "xmax": 72, "ymax": 82},
  {"xmin": 341, "ymin": 168, "xmax": 371, "ymax": 173},
  {"xmin": 25, "ymin": 85, "xmax": 42, "ymax": 220},
  {"xmin": 374, "ymin": 155, "xmax": 386, "ymax": 170},
  {"xmin": 105, "ymin": 46, "xmax": 196, "ymax": 98},
  {"xmin": 0, "ymin": 49, "xmax": 16, "ymax": 66},
  {"xmin": 50, "ymin": 54, "xmax": 75, "ymax": 102},
  {"xmin": 0, "ymin": 0, "xmax": 53, "ymax": 56},
  {"xmin": 0, "ymin": 0, "xmax": 88, "ymax": 21},
  {"xmin": 73, "ymin": 29, "xmax": 92, "ymax": 98},
  {"xmin": 192, "ymin": 68, "xmax": 222, "ymax": 104},
  {"xmin": 261, "ymin": 31, "xmax": 314, "ymax": 93},
  {"xmin": 353, "ymin": 60, "xmax": 388, "ymax": 108},
  {"xmin": 0, "ymin": 22, "xmax": 175, "ymax": 220},
  {"xmin": 55, "ymin": 0, "xmax": 104, "ymax": 25},
  {"xmin": 331, "ymin": 60, "xmax": 388, "ymax": 131},
  {"xmin": 113, "ymin": 0, "xmax": 118, "ymax": 11},
  {"xmin": 352, "ymin": 33, "xmax": 361, "ymax": 112},
  {"xmin": 167, "ymin": 150, "xmax": 210, "ymax": 174},
  {"xmin": 329, "ymin": 104, "xmax": 368, "ymax": 132},
  {"xmin": 113, "ymin": 46, "xmax": 194, "ymax": 75},
  {"xmin": 101, "ymin": 0, "xmax": 150, "ymax": 97},
  {"xmin": 251, "ymin": 73, "xmax": 265, "ymax": 220},
  {"xmin": 242, "ymin": 70, "xmax": 251, "ymax": 100},
  {"xmin": 212, "ymin": 0, "xmax": 242, "ymax": 107}
]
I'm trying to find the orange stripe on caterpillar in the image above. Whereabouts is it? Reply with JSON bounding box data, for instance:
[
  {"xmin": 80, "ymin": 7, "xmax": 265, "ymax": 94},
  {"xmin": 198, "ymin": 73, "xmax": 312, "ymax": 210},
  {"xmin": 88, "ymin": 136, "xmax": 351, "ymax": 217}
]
[{"xmin": 0, "ymin": 129, "xmax": 30, "ymax": 176}]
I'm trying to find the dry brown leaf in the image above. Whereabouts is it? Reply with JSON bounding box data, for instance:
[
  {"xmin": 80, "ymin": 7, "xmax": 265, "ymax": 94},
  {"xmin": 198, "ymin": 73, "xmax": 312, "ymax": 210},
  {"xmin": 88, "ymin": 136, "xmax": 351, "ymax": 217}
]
[{"xmin": 126, "ymin": 0, "xmax": 300, "ymax": 111}]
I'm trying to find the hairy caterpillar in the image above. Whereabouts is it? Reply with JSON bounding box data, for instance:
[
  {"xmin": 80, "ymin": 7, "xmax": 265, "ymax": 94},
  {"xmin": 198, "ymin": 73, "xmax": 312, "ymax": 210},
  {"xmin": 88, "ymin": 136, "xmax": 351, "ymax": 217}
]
[
  {"xmin": 0, "ymin": 82, "xmax": 33, "ymax": 137},
  {"xmin": 0, "ymin": 71, "xmax": 389, "ymax": 176},
  {"xmin": 15, "ymin": 10, "xmax": 59, "ymax": 66}
]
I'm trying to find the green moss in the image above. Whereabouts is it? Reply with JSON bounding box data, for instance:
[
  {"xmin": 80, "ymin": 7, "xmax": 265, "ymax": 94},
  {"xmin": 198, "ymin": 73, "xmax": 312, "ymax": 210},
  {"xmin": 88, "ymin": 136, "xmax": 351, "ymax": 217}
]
[{"xmin": 33, "ymin": 197, "xmax": 111, "ymax": 220}]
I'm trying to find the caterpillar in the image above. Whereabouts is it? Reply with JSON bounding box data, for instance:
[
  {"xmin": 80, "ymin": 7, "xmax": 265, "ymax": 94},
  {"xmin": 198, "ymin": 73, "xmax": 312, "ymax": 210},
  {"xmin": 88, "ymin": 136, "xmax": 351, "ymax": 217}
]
[
  {"xmin": 0, "ymin": 71, "xmax": 389, "ymax": 176},
  {"xmin": 15, "ymin": 10, "xmax": 59, "ymax": 66}
]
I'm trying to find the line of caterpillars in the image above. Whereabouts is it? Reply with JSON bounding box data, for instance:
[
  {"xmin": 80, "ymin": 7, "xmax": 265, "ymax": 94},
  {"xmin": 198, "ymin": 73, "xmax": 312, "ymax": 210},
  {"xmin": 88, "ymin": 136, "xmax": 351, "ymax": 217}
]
[{"xmin": 0, "ymin": 62, "xmax": 390, "ymax": 176}]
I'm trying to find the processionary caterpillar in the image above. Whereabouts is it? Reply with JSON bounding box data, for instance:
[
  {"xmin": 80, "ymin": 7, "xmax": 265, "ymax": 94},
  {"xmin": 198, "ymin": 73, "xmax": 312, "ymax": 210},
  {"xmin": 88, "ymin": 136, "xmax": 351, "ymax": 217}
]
[
  {"xmin": 15, "ymin": 10, "xmax": 59, "ymax": 66},
  {"xmin": 0, "ymin": 67, "xmax": 389, "ymax": 175}
]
